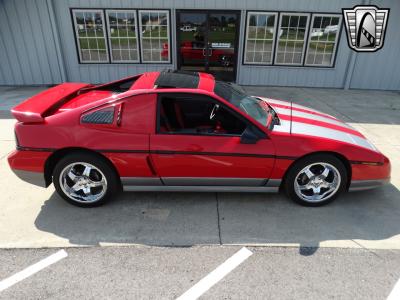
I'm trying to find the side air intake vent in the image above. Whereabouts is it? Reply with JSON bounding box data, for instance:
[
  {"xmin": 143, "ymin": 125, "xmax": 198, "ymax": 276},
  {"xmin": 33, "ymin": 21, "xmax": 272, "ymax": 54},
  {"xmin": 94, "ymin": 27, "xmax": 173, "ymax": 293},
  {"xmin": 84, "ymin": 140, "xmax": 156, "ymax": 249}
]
[{"xmin": 81, "ymin": 108, "xmax": 114, "ymax": 124}]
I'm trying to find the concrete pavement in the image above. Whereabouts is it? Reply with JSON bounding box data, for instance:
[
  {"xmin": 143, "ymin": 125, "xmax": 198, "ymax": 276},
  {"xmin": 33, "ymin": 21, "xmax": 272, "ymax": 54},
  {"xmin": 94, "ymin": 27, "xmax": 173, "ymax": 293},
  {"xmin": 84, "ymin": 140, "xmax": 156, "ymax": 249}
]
[
  {"xmin": 0, "ymin": 86, "xmax": 399, "ymax": 250},
  {"xmin": 1, "ymin": 246, "xmax": 400, "ymax": 300}
]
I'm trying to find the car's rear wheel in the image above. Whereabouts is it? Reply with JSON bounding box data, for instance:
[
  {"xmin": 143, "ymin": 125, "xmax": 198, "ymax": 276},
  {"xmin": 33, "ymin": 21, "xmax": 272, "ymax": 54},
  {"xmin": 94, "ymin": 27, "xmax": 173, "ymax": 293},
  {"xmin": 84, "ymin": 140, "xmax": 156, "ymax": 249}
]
[
  {"xmin": 284, "ymin": 154, "xmax": 347, "ymax": 207},
  {"xmin": 53, "ymin": 152, "xmax": 118, "ymax": 207}
]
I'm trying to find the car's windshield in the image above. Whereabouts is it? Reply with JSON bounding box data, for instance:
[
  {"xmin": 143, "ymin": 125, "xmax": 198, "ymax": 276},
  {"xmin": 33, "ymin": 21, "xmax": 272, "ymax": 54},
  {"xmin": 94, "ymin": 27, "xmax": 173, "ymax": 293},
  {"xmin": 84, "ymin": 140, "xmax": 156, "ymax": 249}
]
[{"xmin": 214, "ymin": 81, "xmax": 268, "ymax": 126}]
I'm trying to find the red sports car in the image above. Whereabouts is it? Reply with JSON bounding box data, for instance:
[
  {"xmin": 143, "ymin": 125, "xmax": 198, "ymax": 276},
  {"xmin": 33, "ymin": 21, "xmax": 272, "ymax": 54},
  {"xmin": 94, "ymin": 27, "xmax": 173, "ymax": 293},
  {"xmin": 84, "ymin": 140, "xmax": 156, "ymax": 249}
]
[{"xmin": 8, "ymin": 70, "xmax": 390, "ymax": 207}]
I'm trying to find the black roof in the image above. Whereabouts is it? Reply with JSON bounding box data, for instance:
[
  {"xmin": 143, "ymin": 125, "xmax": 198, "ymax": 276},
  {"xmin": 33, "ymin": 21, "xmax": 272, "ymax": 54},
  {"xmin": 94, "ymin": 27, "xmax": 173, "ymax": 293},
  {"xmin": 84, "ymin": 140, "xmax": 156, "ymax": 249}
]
[{"xmin": 155, "ymin": 70, "xmax": 199, "ymax": 89}]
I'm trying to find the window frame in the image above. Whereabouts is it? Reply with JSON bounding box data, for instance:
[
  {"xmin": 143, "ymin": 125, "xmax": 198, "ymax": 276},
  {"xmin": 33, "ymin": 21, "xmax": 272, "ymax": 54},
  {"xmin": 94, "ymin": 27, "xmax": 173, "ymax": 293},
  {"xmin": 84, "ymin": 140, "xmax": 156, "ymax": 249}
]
[
  {"xmin": 155, "ymin": 92, "xmax": 251, "ymax": 137},
  {"xmin": 105, "ymin": 9, "xmax": 140, "ymax": 63},
  {"xmin": 243, "ymin": 11, "xmax": 278, "ymax": 65},
  {"xmin": 71, "ymin": 9, "xmax": 110, "ymax": 64},
  {"xmin": 304, "ymin": 13, "xmax": 342, "ymax": 67},
  {"xmin": 242, "ymin": 11, "xmax": 342, "ymax": 68},
  {"xmin": 274, "ymin": 12, "xmax": 310, "ymax": 66},
  {"xmin": 138, "ymin": 9, "xmax": 171, "ymax": 64},
  {"xmin": 71, "ymin": 8, "xmax": 172, "ymax": 65}
]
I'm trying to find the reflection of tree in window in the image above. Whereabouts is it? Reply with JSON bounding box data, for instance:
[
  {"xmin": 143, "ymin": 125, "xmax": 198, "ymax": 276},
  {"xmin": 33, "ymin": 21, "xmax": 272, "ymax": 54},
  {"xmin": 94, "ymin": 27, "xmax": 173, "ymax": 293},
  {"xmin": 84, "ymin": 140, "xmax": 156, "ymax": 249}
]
[
  {"xmin": 245, "ymin": 12, "xmax": 277, "ymax": 64},
  {"xmin": 275, "ymin": 14, "xmax": 309, "ymax": 65},
  {"xmin": 139, "ymin": 10, "xmax": 170, "ymax": 63},
  {"xmin": 73, "ymin": 10, "xmax": 108, "ymax": 62},
  {"xmin": 306, "ymin": 15, "xmax": 341, "ymax": 66},
  {"xmin": 106, "ymin": 10, "xmax": 139, "ymax": 62}
]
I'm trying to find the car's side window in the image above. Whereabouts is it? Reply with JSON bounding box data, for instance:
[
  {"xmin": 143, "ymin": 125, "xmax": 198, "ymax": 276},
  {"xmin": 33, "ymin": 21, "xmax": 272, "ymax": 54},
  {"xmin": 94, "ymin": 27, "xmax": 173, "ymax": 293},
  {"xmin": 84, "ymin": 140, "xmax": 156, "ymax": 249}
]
[{"xmin": 157, "ymin": 93, "xmax": 247, "ymax": 136}]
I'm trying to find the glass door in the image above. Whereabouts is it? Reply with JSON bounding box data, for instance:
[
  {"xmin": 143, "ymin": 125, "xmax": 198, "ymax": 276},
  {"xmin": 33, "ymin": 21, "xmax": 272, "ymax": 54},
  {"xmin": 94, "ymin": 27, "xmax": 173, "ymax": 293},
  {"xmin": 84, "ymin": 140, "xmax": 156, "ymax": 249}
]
[
  {"xmin": 207, "ymin": 13, "xmax": 238, "ymax": 81},
  {"xmin": 177, "ymin": 12, "xmax": 208, "ymax": 72},
  {"xmin": 176, "ymin": 10, "xmax": 240, "ymax": 82}
]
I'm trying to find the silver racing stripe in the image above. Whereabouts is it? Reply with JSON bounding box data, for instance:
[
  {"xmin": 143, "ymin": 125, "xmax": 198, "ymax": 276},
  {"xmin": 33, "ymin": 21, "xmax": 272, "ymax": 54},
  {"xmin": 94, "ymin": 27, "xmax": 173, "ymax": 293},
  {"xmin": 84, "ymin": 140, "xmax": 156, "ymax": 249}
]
[
  {"xmin": 292, "ymin": 103, "xmax": 335, "ymax": 117},
  {"xmin": 259, "ymin": 97, "xmax": 337, "ymax": 119},
  {"xmin": 291, "ymin": 121, "xmax": 377, "ymax": 151},
  {"xmin": 270, "ymin": 107, "xmax": 291, "ymax": 116},
  {"xmin": 272, "ymin": 118, "xmax": 291, "ymax": 133},
  {"xmin": 258, "ymin": 97, "xmax": 378, "ymax": 151},
  {"xmin": 273, "ymin": 107, "xmax": 355, "ymax": 131}
]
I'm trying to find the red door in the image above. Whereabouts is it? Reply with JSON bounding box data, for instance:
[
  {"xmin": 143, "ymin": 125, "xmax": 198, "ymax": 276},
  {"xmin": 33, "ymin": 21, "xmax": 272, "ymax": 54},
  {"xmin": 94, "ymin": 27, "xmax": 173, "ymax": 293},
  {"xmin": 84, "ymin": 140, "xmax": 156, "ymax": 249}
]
[{"xmin": 150, "ymin": 93, "xmax": 275, "ymax": 186}]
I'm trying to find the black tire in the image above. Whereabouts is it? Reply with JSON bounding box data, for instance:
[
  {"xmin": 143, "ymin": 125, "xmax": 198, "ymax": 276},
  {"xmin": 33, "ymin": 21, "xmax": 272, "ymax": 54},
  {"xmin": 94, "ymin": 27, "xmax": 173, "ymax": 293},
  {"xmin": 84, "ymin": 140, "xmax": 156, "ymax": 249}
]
[
  {"xmin": 284, "ymin": 154, "xmax": 348, "ymax": 207},
  {"xmin": 53, "ymin": 152, "xmax": 119, "ymax": 207}
]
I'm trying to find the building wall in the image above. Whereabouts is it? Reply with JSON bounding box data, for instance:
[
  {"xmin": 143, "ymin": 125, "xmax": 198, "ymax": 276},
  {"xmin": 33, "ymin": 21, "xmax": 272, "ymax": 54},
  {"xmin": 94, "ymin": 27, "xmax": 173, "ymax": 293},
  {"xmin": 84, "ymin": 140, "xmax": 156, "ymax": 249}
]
[
  {"xmin": 349, "ymin": 0, "xmax": 400, "ymax": 90},
  {"xmin": 236, "ymin": 0, "xmax": 358, "ymax": 88},
  {"xmin": 0, "ymin": 0, "xmax": 65, "ymax": 85},
  {"xmin": 0, "ymin": 0, "xmax": 398, "ymax": 90},
  {"xmin": 52, "ymin": 0, "xmax": 176, "ymax": 85}
]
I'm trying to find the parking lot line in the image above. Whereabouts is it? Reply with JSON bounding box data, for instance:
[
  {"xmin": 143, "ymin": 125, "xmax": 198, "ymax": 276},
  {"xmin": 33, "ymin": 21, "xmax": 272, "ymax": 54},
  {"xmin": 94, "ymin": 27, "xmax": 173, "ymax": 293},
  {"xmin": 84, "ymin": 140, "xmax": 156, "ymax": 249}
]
[
  {"xmin": 0, "ymin": 250, "xmax": 68, "ymax": 292},
  {"xmin": 176, "ymin": 247, "xmax": 253, "ymax": 300},
  {"xmin": 387, "ymin": 277, "xmax": 400, "ymax": 300}
]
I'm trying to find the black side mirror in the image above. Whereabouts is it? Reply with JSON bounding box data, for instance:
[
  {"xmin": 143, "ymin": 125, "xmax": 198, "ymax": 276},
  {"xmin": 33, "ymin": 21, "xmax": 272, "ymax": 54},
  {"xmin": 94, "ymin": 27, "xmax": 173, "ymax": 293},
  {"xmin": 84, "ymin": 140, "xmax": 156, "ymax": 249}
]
[{"xmin": 240, "ymin": 125, "xmax": 266, "ymax": 144}]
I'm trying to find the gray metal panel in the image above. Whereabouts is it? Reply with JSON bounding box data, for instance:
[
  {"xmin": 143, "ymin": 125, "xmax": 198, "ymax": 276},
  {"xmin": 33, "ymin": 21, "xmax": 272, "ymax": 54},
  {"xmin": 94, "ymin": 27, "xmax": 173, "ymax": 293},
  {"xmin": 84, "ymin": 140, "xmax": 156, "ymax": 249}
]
[
  {"xmin": 0, "ymin": 0, "xmax": 63, "ymax": 85},
  {"xmin": 162, "ymin": 177, "xmax": 267, "ymax": 186},
  {"xmin": 52, "ymin": 0, "xmax": 176, "ymax": 84},
  {"xmin": 349, "ymin": 0, "xmax": 400, "ymax": 91},
  {"xmin": 121, "ymin": 177, "xmax": 163, "ymax": 186},
  {"xmin": 349, "ymin": 178, "xmax": 390, "ymax": 192},
  {"xmin": 11, "ymin": 169, "xmax": 47, "ymax": 188},
  {"xmin": 265, "ymin": 179, "xmax": 282, "ymax": 187},
  {"xmin": 52, "ymin": 0, "xmax": 362, "ymax": 86},
  {"xmin": 1, "ymin": 0, "xmax": 398, "ymax": 90},
  {"xmin": 123, "ymin": 185, "xmax": 279, "ymax": 192},
  {"xmin": 236, "ymin": 1, "xmax": 357, "ymax": 88}
]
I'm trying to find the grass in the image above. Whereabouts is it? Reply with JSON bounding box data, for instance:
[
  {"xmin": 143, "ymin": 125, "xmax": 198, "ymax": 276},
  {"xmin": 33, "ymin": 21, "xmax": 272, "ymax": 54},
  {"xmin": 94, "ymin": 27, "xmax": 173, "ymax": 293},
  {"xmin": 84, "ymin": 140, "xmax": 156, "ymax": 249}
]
[
  {"xmin": 79, "ymin": 38, "xmax": 106, "ymax": 50},
  {"xmin": 141, "ymin": 27, "xmax": 168, "ymax": 38},
  {"xmin": 179, "ymin": 31, "xmax": 236, "ymax": 44},
  {"xmin": 308, "ymin": 42, "xmax": 334, "ymax": 51},
  {"xmin": 109, "ymin": 28, "xmax": 136, "ymax": 38},
  {"xmin": 78, "ymin": 27, "xmax": 168, "ymax": 38}
]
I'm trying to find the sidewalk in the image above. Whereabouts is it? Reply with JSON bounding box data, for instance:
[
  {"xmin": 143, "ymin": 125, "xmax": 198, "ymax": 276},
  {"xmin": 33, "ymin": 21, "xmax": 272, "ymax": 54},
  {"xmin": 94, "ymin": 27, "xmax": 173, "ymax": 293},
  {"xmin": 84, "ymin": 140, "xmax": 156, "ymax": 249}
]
[{"xmin": 0, "ymin": 86, "xmax": 48, "ymax": 118}]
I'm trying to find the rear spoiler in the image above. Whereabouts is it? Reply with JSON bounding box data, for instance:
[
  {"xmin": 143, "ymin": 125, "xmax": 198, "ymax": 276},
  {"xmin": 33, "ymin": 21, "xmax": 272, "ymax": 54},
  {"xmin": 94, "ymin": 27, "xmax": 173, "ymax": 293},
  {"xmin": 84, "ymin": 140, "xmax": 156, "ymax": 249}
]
[{"xmin": 11, "ymin": 82, "xmax": 92, "ymax": 123}]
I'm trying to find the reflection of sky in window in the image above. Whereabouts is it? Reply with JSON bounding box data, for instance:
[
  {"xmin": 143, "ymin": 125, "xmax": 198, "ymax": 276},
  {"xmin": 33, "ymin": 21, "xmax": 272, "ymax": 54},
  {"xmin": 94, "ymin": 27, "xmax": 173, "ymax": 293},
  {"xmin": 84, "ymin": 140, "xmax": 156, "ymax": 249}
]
[
  {"xmin": 305, "ymin": 15, "xmax": 340, "ymax": 66},
  {"xmin": 180, "ymin": 13, "xmax": 206, "ymax": 25}
]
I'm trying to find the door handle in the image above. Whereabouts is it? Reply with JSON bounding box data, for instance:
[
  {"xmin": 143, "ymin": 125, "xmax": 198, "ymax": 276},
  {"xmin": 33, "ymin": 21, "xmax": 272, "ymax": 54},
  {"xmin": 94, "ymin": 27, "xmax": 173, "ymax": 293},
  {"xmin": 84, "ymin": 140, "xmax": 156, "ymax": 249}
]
[
  {"xmin": 202, "ymin": 48, "xmax": 206, "ymax": 56},
  {"xmin": 208, "ymin": 48, "xmax": 213, "ymax": 57}
]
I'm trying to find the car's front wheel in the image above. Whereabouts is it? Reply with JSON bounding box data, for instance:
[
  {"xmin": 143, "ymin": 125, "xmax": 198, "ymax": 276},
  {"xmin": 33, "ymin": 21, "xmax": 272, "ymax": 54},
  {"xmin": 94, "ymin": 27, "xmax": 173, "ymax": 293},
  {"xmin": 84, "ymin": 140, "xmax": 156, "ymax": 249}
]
[
  {"xmin": 284, "ymin": 154, "xmax": 348, "ymax": 207},
  {"xmin": 53, "ymin": 152, "xmax": 119, "ymax": 207}
]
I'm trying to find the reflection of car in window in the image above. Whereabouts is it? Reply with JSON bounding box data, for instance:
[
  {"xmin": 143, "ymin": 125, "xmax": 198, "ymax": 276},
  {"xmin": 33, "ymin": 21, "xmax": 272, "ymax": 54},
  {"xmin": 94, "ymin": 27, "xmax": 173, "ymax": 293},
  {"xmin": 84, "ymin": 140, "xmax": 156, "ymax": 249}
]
[
  {"xmin": 180, "ymin": 25, "xmax": 197, "ymax": 32},
  {"xmin": 310, "ymin": 29, "xmax": 324, "ymax": 38},
  {"xmin": 324, "ymin": 25, "xmax": 338, "ymax": 34},
  {"xmin": 178, "ymin": 41, "xmax": 234, "ymax": 67}
]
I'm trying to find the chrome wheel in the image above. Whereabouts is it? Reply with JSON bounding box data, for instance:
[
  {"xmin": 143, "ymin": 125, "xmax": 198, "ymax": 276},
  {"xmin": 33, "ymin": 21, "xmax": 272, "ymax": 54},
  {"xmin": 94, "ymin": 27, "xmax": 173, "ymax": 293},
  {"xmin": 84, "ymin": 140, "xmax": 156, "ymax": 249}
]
[
  {"xmin": 294, "ymin": 162, "xmax": 341, "ymax": 203},
  {"xmin": 59, "ymin": 162, "xmax": 107, "ymax": 203}
]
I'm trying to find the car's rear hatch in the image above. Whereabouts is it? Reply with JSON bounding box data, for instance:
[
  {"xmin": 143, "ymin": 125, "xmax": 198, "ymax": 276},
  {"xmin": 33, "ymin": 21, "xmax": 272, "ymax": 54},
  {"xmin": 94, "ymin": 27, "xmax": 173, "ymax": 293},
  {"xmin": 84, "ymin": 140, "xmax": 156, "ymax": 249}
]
[{"xmin": 11, "ymin": 83, "xmax": 92, "ymax": 123}]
